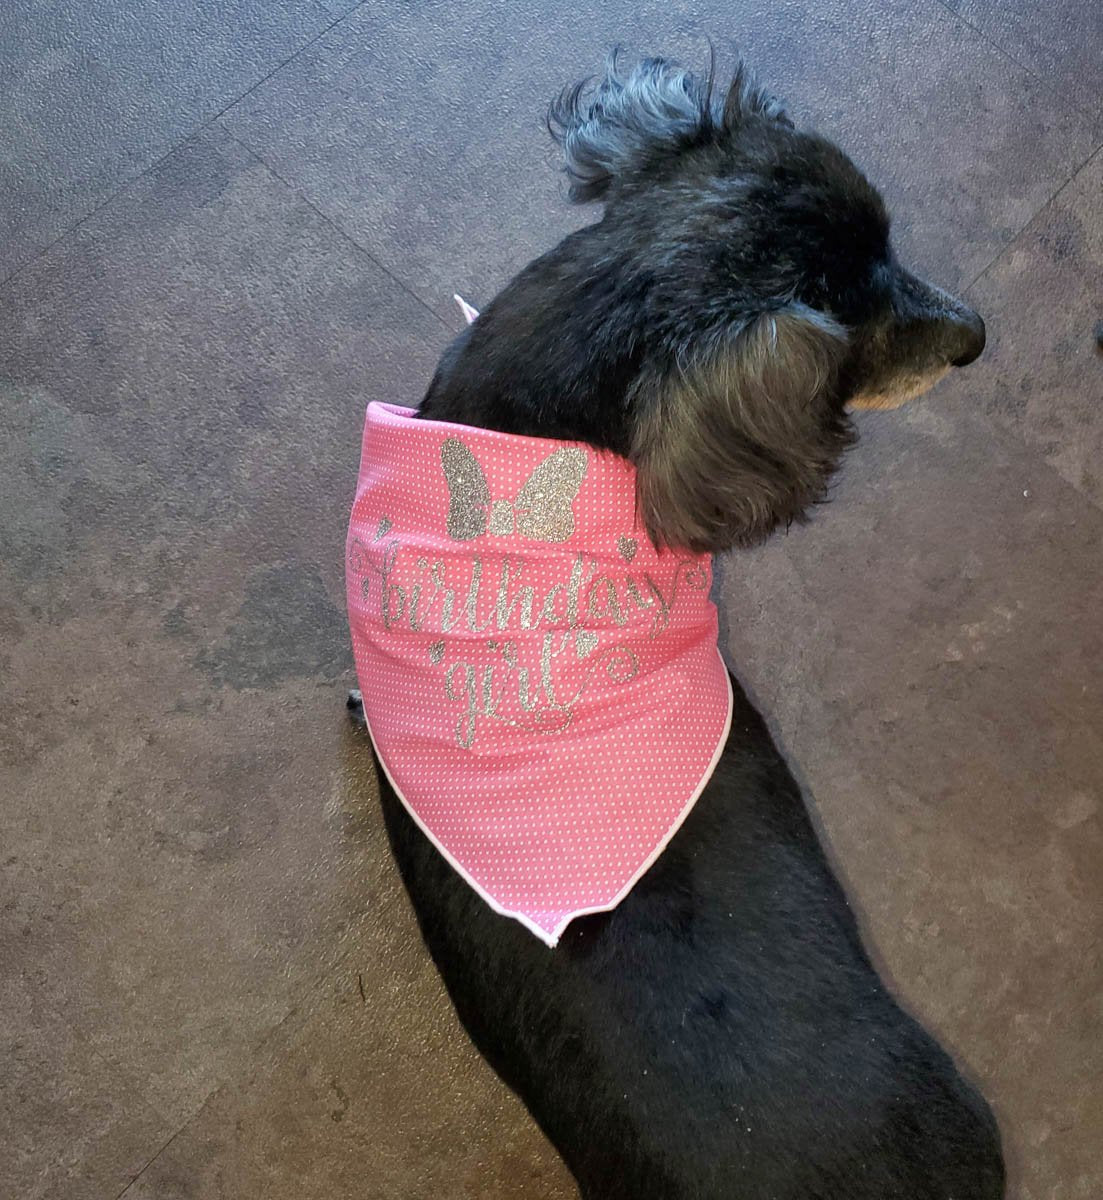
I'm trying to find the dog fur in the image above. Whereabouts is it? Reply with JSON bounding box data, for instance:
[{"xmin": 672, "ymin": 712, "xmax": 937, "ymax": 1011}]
[{"xmin": 350, "ymin": 54, "xmax": 1003, "ymax": 1199}]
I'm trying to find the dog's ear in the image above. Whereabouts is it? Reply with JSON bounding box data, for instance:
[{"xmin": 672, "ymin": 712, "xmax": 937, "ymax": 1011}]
[
  {"xmin": 629, "ymin": 307, "xmax": 854, "ymax": 553},
  {"xmin": 548, "ymin": 54, "xmax": 712, "ymax": 204}
]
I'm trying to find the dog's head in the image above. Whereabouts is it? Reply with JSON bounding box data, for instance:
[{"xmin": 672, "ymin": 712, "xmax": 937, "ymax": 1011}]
[{"xmin": 548, "ymin": 54, "xmax": 985, "ymax": 553}]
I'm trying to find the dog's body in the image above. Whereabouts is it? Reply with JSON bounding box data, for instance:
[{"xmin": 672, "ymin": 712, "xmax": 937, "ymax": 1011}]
[{"xmin": 349, "ymin": 56, "xmax": 1004, "ymax": 1198}]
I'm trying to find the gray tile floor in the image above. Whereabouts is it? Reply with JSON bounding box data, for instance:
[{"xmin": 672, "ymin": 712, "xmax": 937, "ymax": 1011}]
[{"xmin": 1, "ymin": 3, "xmax": 1100, "ymax": 1197}]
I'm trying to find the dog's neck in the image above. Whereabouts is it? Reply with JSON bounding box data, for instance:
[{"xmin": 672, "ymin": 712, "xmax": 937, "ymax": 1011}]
[{"xmin": 418, "ymin": 226, "xmax": 647, "ymax": 455}]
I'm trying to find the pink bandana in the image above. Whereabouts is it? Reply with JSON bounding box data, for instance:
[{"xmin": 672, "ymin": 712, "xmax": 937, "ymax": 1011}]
[{"xmin": 346, "ymin": 401, "xmax": 732, "ymax": 946}]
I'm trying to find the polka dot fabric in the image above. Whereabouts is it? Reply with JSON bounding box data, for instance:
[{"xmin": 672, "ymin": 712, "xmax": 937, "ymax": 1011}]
[{"xmin": 346, "ymin": 401, "xmax": 733, "ymax": 947}]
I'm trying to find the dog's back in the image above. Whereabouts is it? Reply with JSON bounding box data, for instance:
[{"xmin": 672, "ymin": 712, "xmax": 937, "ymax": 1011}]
[{"xmin": 378, "ymin": 682, "xmax": 1003, "ymax": 1199}]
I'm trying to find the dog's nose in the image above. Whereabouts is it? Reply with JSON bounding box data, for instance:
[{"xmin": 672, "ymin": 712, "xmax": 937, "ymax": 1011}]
[{"xmin": 949, "ymin": 310, "xmax": 986, "ymax": 367}]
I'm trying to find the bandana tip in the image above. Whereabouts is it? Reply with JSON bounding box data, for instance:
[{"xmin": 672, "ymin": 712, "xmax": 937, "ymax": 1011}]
[{"xmin": 453, "ymin": 293, "xmax": 480, "ymax": 325}]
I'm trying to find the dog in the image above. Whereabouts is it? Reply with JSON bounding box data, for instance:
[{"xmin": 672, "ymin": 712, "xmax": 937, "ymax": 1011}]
[{"xmin": 346, "ymin": 54, "xmax": 1004, "ymax": 1199}]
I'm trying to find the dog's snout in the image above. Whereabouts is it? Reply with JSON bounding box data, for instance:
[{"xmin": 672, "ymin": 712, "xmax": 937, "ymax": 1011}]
[
  {"xmin": 895, "ymin": 273, "xmax": 986, "ymax": 369},
  {"xmin": 949, "ymin": 310, "xmax": 986, "ymax": 368}
]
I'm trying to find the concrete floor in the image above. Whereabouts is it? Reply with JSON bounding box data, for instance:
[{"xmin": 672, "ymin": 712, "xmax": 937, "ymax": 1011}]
[{"xmin": 1, "ymin": 2, "xmax": 1101, "ymax": 1197}]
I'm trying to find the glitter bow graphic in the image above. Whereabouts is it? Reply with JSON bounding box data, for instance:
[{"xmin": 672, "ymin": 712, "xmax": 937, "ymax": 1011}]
[{"xmin": 441, "ymin": 438, "xmax": 588, "ymax": 544}]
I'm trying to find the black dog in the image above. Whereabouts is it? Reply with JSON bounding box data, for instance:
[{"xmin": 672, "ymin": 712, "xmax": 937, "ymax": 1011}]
[{"xmin": 349, "ymin": 55, "xmax": 1003, "ymax": 1199}]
